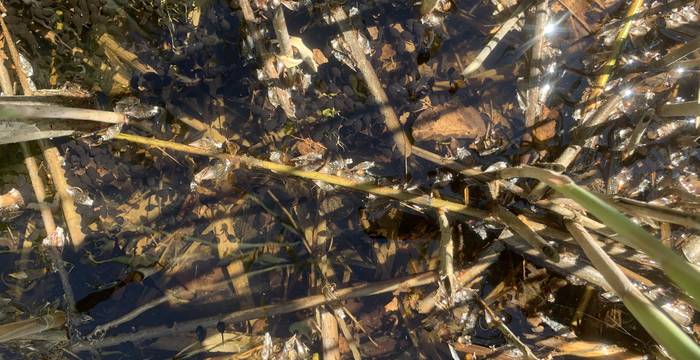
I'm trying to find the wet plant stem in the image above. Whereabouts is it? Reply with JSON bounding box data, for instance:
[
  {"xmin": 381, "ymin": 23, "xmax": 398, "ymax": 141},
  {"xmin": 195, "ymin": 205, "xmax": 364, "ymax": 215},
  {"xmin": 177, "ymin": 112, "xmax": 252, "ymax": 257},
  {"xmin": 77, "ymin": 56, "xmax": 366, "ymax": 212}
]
[
  {"xmin": 527, "ymin": 0, "xmax": 644, "ymax": 201},
  {"xmin": 0, "ymin": 312, "xmax": 66, "ymax": 343},
  {"xmin": 113, "ymin": 133, "xmax": 697, "ymax": 310},
  {"xmin": 476, "ymin": 295, "xmax": 540, "ymax": 360},
  {"xmin": 0, "ymin": 101, "xmax": 127, "ymax": 124},
  {"xmin": 499, "ymin": 166, "xmax": 700, "ymax": 309},
  {"xmin": 521, "ymin": 0, "xmax": 548, "ymax": 164},
  {"xmin": 460, "ymin": 3, "xmax": 529, "ymax": 77},
  {"xmin": 0, "ymin": 33, "xmax": 77, "ymax": 317},
  {"xmin": 273, "ymin": 6, "xmax": 293, "ymax": 58},
  {"xmin": 73, "ymin": 270, "xmax": 442, "ymax": 350},
  {"xmin": 0, "ymin": 11, "xmax": 87, "ymax": 247},
  {"xmin": 329, "ymin": 5, "xmax": 411, "ymax": 158},
  {"xmin": 113, "ymin": 133, "xmax": 489, "ymax": 219},
  {"xmin": 565, "ymin": 221, "xmax": 700, "ymax": 360},
  {"xmin": 418, "ymin": 240, "xmax": 504, "ymax": 314},
  {"xmin": 238, "ymin": 0, "xmax": 295, "ymax": 118},
  {"xmin": 494, "ymin": 205, "xmax": 558, "ymax": 261},
  {"xmin": 437, "ymin": 210, "xmax": 456, "ymax": 299}
]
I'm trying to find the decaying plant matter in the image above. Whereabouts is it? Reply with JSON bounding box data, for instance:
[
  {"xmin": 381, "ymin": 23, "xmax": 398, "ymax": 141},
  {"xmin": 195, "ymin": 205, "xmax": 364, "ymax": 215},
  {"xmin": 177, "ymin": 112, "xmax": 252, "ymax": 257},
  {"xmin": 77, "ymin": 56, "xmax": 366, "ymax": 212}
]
[{"xmin": 0, "ymin": 0, "xmax": 699, "ymax": 359}]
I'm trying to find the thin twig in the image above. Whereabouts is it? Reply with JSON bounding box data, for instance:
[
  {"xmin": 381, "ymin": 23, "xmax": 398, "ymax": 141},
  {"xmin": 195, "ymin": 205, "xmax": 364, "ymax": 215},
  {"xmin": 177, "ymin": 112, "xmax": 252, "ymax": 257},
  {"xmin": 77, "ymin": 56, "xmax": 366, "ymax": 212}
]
[
  {"xmin": 89, "ymin": 265, "xmax": 289, "ymax": 337},
  {"xmin": 0, "ymin": 10, "xmax": 31, "ymax": 92}
]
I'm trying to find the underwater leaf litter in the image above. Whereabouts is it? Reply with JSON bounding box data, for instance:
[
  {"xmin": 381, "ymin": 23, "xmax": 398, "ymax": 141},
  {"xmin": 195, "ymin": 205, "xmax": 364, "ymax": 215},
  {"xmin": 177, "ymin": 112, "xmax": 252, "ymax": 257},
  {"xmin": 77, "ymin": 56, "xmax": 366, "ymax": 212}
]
[{"xmin": 0, "ymin": 0, "xmax": 698, "ymax": 358}]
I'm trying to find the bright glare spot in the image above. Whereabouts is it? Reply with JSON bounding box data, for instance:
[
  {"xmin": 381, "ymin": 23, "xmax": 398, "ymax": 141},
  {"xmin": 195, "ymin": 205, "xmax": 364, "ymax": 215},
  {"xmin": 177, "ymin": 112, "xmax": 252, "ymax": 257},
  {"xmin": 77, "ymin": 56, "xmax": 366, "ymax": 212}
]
[
  {"xmin": 675, "ymin": 67, "xmax": 686, "ymax": 74},
  {"xmin": 544, "ymin": 22, "xmax": 556, "ymax": 35},
  {"xmin": 622, "ymin": 88, "xmax": 634, "ymax": 98},
  {"xmin": 540, "ymin": 83, "xmax": 552, "ymax": 102},
  {"xmin": 541, "ymin": 83, "xmax": 552, "ymax": 94}
]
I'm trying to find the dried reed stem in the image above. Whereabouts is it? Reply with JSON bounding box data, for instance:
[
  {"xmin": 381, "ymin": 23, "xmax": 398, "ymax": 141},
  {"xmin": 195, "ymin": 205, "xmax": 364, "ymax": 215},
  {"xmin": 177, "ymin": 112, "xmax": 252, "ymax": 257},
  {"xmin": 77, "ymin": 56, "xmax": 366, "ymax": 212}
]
[{"xmin": 329, "ymin": 5, "xmax": 411, "ymax": 158}]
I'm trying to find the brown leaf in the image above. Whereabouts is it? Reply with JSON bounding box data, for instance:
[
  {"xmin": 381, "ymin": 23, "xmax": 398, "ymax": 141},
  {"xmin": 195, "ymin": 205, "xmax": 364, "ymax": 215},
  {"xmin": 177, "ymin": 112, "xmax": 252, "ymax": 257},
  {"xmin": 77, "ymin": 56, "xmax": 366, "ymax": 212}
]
[
  {"xmin": 537, "ymin": 336, "xmax": 644, "ymax": 359},
  {"xmin": 367, "ymin": 26, "xmax": 379, "ymax": 40},
  {"xmin": 533, "ymin": 107, "xmax": 559, "ymax": 143},
  {"xmin": 251, "ymin": 318, "xmax": 268, "ymax": 335},
  {"xmin": 295, "ymin": 137, "xmax": 326, "ymax": 156},
  {"xmin": 412, "ymin": 102, "xmax": 486, "ymax": 141},
  {"xmin": 399, "ymin": 112, "xmax": 410, "ymax": 125},
  {"xmin": 384, "ymin": 297, "xmax": 399, "ymax": 312},
  {"xmin": 312, "ymin": 48, "xmax": 329, "ymax": 66},
  {"xmin": 380, "ymin": 43, "xmax": 396, "ymax": 61}
]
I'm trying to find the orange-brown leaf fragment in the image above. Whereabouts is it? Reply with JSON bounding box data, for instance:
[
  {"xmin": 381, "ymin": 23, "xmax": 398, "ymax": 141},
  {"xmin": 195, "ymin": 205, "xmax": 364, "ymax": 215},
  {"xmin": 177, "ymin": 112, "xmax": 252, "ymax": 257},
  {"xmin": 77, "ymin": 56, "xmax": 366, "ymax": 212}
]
[
  {"xmin": 384, "ymin": 297, "xmax": 399, "ymax": 312},
  {"xmin": 367, "ymin": 26, "xmax": 379, "ymax": 40},
  {"xmin": 533, "ymin": 107, "xmax": 558, "ymax": 143},
  {"xmin": 380, "ymin": 43, "xmax": 396, "ymax": 61},
  {"xmin": 412, "ymin": 102, "xmax": 486, "ymax": 141},
  {"xmin": 312, "ymin": 48, "xmax": 329, "ymax": 66}
]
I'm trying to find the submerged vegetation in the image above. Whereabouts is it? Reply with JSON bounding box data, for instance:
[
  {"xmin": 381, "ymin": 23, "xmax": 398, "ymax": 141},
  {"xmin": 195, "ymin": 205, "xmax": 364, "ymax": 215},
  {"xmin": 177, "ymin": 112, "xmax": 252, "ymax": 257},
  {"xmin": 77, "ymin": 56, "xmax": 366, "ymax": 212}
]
[{"xmin": 0, "ymin": 0, "xmax": 699, "ymax": 358}]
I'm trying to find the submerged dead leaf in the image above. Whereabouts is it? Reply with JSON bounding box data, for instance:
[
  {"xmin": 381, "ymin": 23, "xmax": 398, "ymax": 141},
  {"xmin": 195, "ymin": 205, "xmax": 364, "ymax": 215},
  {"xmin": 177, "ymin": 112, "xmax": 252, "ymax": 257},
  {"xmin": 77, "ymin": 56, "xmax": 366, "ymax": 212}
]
[
  {"xmin": 367, "ymin": 26, "xmax": 379, "ymax": 40},
  {"xmin": 384, "ymin": 297, "xmax": 399, "ymax": 312},
  {"xmin": 404, "ymin": 40, "xmax": 416, "ymax": 53},
  {"xmin": 295, "ymin": 137, "xmax": 327, "ymax": 156},
  {"xmin": 412, "ymin": 101, "xmax": 486, "ymax": 141},
  {"xmin": 533, "ymin": 106, "xmax": 559, "ymax": 143},
  {"xmin": 276, "ymin": 55, "xmax": 304, "ymax": 69},
  {"xmin": 380, "ymin": 43, "xmax": 397, "ymax": 71},
  {"xmin": 312, "ymin": 48, "xmax": 329, "ymax": 66},
  {"xmin": 380, "ymin": 43, "xmax": 396, "ymax": 61},
  {"xmin": 538, "ymin": 336, "xmax": 644, "ymax": 359},
  {"xmin": 290, "ymin": 36, "xmax": 319, "ymax": 72}
]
